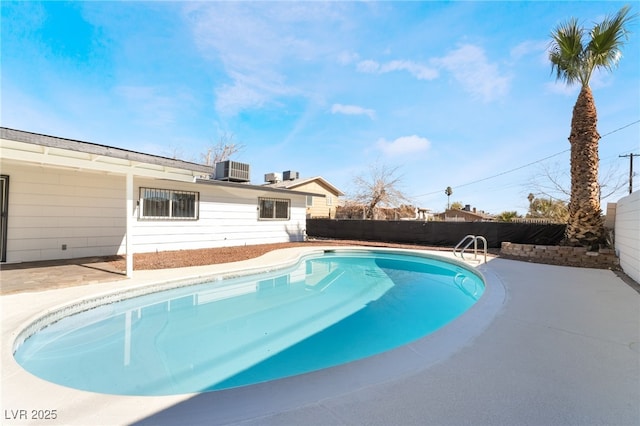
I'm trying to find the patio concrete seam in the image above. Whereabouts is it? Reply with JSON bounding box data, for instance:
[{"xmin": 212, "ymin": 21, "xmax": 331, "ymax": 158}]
[{"xmin": 500, "ymin": 313, "xmax": 638, "ymax": 349}]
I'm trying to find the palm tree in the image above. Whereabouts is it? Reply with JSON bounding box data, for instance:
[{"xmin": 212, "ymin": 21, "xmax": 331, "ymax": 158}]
[
  {"xmin": 526, "ymin": 196, "xmax": 569, "ymax": 223},
  {"xmin": 549, "ymin": 5, "xmax": 635, "ymax": 247},
  {"xmin": 496, "ymin": 211, "xmax": 521, "ymax": 223},
  {"xmin": 445, "ymin": 186, "xmax": 453, "ymax": 210},
  {"xmin": 527, "ymin": 193, "xmax": 536, "ymax": 216}
]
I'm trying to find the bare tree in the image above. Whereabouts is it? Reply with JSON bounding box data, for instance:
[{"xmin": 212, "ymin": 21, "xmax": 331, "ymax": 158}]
[
  {"xmin": 202, "ymin": 132, "xmax": 245, "ymax": 166},
  {"xmin": 167, "ymin": 146, "xmax": 185, "ymax": 161},
  {"xmin": 528, "ymin": 161, "xmax": 627, "ymax": 204},
  {"xmin": 599, "ymin": 163, "xmax": 629, "ymax": 201},
  {"xmin": 350, "ymin": 163, "xmax": 410, "ymax": 219}
]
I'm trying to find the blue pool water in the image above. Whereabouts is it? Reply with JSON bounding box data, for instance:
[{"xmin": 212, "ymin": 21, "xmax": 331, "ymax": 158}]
[{"xmin": 14, "ymin": 251, "xmax": 484, "ymax": 396}]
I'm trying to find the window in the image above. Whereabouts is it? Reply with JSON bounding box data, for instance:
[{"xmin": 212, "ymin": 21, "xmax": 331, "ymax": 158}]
[
  {"xmin": 140, "ymin": 188, "xmax": 199, "ymax": 219},
  {"xmin": 326, "ymin": 195, "xmax": 333, "ymax": 206},
  {"xmin": 306, "ymin": 195, "xmax": 313, "ymax": 207},
  {"xmin": 259, "ymin": 197, "xmax": 290, "ymax": 220}
]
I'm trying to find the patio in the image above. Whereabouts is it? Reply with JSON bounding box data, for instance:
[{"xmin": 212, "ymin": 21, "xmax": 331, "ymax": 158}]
[{"xmin": 1, "ymin": 247, "xmax": 638, "ymax": 425}]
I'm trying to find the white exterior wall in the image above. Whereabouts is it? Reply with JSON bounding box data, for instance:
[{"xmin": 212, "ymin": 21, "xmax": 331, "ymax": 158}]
[
  {"xmin": 2, "ymin": 162, "xmax": 125, "ymax": 262},
  {"xmin": 132, "ymin": 179, "xmax": 307, "ymax": 253},
  {"xmin": 2, "ymin": 163, "xmax": 307, "ymax": 263},
  {"xmin": 196, "ymin": 186, "xmax": 307, "ymax": 247},
  {"xmin": 614, "ymin": 191, "xmax": 640, "ymax": 284}
]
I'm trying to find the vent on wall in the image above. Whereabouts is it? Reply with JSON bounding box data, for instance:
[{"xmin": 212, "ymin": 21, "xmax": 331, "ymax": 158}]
[
  {"xmin": 214, "ymin": 160, "xmax": 250, "ymax": 183},
  {"xmin": 283, "ymin": 170, "xmax": 299, "ymax": 181}
]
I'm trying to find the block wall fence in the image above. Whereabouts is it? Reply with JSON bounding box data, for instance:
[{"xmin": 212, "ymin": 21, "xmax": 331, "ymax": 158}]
[{"xmin": 614, "ymin": 191, "xmax": 640, "ymax": 283}]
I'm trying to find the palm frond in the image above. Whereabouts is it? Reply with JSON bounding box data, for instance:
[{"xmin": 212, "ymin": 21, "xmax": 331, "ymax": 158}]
[
  {"xmin": 549, "ymin": 17, "xmax": 585, "ymax": 85},
  {"xmin": 588, "ymin": 5, "xmax": 637, "ymax": 72},
  {"xmin": 549, "ymin": 6, "xmax": 637, "ymax": 88}
]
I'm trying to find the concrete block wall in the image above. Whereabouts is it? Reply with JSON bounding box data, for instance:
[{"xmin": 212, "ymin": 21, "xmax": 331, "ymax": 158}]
[
  {"xmin": 614, "ymin": 191, "xmax": 639, "ymax": 283},
  {"xmin": 501, "ymin": 242, "xmax": 619, "ymax": 269}
]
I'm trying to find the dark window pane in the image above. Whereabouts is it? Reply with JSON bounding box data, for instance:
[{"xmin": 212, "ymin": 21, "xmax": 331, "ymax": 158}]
[
  {"xmin": 141, "ymin": 188, "xmax": 198, "ymax": 219},
  {"xmin": 143, "ymin": 188, "xmax": 170, "ymax": 217},
  {"xmin": 259, "ymin": 198, "xmax": 289, "ymax": 220},
  {"xmin": 172, "ymin": 191, "xmax": 196, "ymax": 218},
  {"xmin": 275, "ymin": 200, "xmax": 289, "ymax": 219},
  {"xmin": 261, "ymin": 199, "xmax": 275, "ymax": 219}
]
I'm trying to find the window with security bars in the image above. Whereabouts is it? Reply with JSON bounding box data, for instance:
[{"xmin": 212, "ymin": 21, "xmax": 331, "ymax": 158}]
[
  {"xmin": 259, "ymin": 197, "xmax": 290, "ymax": 220},
  {"xmin": 140, "ymin": 188, "xmax": 199, "ymax": 219}
]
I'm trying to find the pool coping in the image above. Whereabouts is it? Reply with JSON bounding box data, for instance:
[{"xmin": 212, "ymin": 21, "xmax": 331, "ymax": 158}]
[{"xmin": 2, "ymin": 246, "xmax": 502, "ymax": 425}]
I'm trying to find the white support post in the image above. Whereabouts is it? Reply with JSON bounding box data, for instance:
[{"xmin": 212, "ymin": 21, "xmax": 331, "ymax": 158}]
[{"xmin": 126, "ymin": 173, "xmax": 134, "ymax": 278}]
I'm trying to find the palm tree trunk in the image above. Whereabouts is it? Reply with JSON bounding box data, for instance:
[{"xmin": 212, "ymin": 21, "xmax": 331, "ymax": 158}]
[{"xmin": 566, "ymin": 86, "xmax": 604, "ymax": 247}]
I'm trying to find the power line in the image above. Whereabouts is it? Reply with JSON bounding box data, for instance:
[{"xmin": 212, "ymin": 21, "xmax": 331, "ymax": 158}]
[
  {"xmin": 412, "ymin": 119, "xmax": 640, "ymax": 199},
  {"xmin": 601, "ymin": 119, "xmax": 640, "ymax": 138}
]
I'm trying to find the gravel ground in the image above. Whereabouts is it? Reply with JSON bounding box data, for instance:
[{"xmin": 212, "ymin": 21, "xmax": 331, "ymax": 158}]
[{"xmin": 107, "ymin": 239, "xmax": 475, "ymax": 271}]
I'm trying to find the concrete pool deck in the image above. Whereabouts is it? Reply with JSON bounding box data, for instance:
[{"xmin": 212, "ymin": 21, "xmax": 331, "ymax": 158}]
[{"xmin": 1, "ymin": 247, "xmax": 639, "ymax": 425}]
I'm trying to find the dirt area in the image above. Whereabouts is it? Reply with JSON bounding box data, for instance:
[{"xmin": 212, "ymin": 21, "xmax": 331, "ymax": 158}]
[{"xmin": 107, "ymin": 239, "xmax": 469, "ymax": 271}]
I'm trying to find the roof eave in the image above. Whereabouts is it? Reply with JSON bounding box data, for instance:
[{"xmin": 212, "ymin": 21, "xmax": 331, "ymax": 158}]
[
  {"xmin": 283, "ymin": 176, "xmax": 345, "ymax": 196},
  {"xmin": 0, "ymin": 127, "xmax": 212, "ymax": 175},
  {"xmin": 196, "ymin": 178, "xmax": 325, "ymax": 197}
]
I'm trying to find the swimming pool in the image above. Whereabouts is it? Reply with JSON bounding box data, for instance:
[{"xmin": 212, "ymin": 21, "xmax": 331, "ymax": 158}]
[{"xmin": 13, "ymin": 250, "xmax": 484, "ymax": 396}]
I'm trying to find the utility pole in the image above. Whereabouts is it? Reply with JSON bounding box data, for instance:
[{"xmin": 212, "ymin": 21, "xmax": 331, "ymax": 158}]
[{"xmin": 619, "ymin": 153, "xmax": 639, "ymax": 194}]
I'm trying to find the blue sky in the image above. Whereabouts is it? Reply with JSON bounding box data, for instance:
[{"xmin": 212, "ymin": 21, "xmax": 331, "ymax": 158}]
[{"xmin": 2, "ymin": 1, "xmax": 639, "ymax": 215}]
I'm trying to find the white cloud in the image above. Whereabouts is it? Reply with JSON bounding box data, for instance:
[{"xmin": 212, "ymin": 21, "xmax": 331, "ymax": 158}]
[
  {"xmin": 184, "ymin": 2, "xmax": 346, "ymax": 116},
  {"xmin": 380, "ymin": 60, "xmax": 438, "ymax": 80},
  {"xmin": 214, "ymin": 69, "xmax": 294, "ymax": 116},
  {"xmin": 337, "ymin": 50, "xmax": 359, "ymax": 65},
  {"xmin": 357, "ymin": 59, "xmax": 438, "ymax": 80},
  {"xmin": 115, "ymin": 85, "xmax": 184, "ymax": 126},
  {"xmin": 216, "ymin": 83, "xmax": 267, "ymax": 116},
  {"xmin": 357, "ymin": 59, "xmax": 381, "ymax": 73},
  {"xmin": 331, "ymin": 103, "xmax": 375, "ymax": 119},
  {"xmin": 510, "ymin": 40, "xmax": 550, "ymax": 69},
  {"xmin": 376, "ymin": 135, "xmax": 430, "ymax": 157},
  {"xmin": 432, "ymin": 44, "xmax": 510, "ymax": 102},
  {"xmin": 357, "ymin": 45, "xmax": 510, "ymax": 98},
  {"xmin": 510, "ymin": 40, "xmax": 548, "ymax": 61}
]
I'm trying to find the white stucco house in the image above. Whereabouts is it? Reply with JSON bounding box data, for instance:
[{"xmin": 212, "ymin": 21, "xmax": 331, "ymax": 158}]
[{"xmin": 0, "ymin": 128, "xmax": 320, "ymax": 276}]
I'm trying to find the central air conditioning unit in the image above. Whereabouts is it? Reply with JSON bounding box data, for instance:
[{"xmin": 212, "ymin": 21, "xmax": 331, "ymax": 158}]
[
  {"xmin": 264, "ymin": 172, "xmax": 282, "ymax": 183},
  {"xmin": 283, "ymin": 170, "xmax": 299, "ymax": 181},
  {"xmin": 214, "ymin": 160, "xmax": 250, "ymax": 183}
]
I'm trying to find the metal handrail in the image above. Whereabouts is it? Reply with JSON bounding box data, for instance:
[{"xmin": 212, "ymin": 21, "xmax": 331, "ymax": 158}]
[{"xmin": 453, "ymin": 235, "xmax": 487, "ymax": 263}]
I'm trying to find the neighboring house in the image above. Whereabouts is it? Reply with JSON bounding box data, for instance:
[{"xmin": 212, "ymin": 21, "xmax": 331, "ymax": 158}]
[
  {"xmin": 263, "ymin": 172, "xmax": 344, "ymax": 219},
  {"xmin": 335, "ymin": 204, "xmax": 418, "ymax": 220},
  {"xmin": 434, "ymin": 206, "xmax": 494, "ymax": 222},
  {"xmin": 0, "ymin": 128, "xmax": 320, "ymax": 276}
]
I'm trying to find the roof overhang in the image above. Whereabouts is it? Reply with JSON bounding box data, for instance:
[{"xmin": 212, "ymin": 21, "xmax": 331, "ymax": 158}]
[
  {"xmin": 196, "ymin": 178, "xmax": 325, "ymax": 197},
  {"xmin": 270, "ymin": 176, "xmax": 345, "ymax": 196},
  {"xmin": 0, "ymin": 128, "xmax": 212, "ymax": 182}
]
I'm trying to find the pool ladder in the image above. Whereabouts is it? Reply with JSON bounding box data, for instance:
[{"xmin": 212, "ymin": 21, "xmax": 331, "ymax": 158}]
[{"xmin": 453, "ymin": 235, "xmax": 487, "ymax": 264}]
